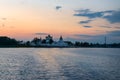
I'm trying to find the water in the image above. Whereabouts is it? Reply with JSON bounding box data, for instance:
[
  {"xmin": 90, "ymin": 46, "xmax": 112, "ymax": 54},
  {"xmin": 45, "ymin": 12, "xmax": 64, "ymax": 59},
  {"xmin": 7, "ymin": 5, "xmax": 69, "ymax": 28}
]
[{"xmin": 0, "ymin": 48, "xmax": 120, "ymax": 80}]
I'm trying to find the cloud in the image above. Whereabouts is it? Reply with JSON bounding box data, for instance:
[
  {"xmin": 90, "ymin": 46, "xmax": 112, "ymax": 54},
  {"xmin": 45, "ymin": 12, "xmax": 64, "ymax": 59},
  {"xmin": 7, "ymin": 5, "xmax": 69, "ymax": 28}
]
[
  {"xmin": 56, "ymin": 6, "xmax": 62, "ymax": 10},
  {"xmin": 65, "ymin": 37, "xmax": 78, "ymax": 42},
  {"xmin": 75, "ymin": 9, "xmax": 91, "ymax": 14},
  {"xmin": 74, "ymin": 34, "xmax": 94, "ymax": 38},
  {"xmin": 73, "ymin": 34, "xmax": 106, "ymax": 43},
  {"xmin": 100, "ymin": 25, "xmax": 120, "ymax": 29},
  {"xmin": 100, "ymin": 26, "xmax": 112, "ymax": 28},
  {"xmin": 74, "ymin": 9, "xmax": 105, "ymax": 18},
  {"xmin": 74, "ymin": 34, "xmax": 105, "ymax": 39},
  {"xmin": 80, "ymin": 20, "xmax": 92, "ymax": 24},
  {"xmin": 0, "ymin": 18, "xmax": 7, "ymax": 27},
  {"xmin": 74, "ymin": 30, "xmax": 120, "ymax": 43},
  {"xmin": 115, "ymin": 27, "xmax": 120, "ymax": 29},
  {"xmin": 107, "ymin": 30, "xmax": 120, "ymax": 36},
  {"xmin": 66, "ymin": 30, "xmax": 120, "ymax": 43},
  {"xmin": 75, "ymin": 30, "xmax": 120, "ymax": 38},
  {"xmin": 0, "ymin": 23, "xmax": 5, "ymax": 27},
  {"xmin": 1, "ymin": 18, "xmax": 7, "ymax": 20},
  {"xmin": 74, "ymin": 9, "xmax": 120, "ymax": 23},
  {"xmin": 104, "ymin": 10, "xmax": 120, "ymax": 23},
  {"xmin": 35, "ymin": 33, "xmax": 48, "ymax": 35},
  {"xmin": 83, "ymin": 26, "xmax": 92, "ymax": 28}
]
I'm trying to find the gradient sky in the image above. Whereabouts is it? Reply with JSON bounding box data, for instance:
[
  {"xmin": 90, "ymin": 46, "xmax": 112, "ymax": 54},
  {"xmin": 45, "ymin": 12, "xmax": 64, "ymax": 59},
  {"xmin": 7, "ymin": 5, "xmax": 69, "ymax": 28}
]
[{"xmin": 0, "ymin": 0, "xmax": 120, "ymax": 43}]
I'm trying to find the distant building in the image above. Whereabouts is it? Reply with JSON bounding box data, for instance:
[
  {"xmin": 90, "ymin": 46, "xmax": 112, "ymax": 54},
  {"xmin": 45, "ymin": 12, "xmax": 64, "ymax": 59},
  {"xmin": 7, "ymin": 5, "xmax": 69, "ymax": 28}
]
[
  {"xmin": 52, "ymin": 36, "xmax": 68, "ymax": 47},
  {"xmin": 29, "ymin": 35, "xmax": 68, "ymax": 47},
  {"xmin": 45, "ymin": 35, "xmax": 53, "ymax": 44},
  {"xmin": 59, "ymin": 36, "xmax": 63, "ymax": 42},
  {"xmin": 30, "ymin": 37, "xmax": 42, "ymax": 46}
]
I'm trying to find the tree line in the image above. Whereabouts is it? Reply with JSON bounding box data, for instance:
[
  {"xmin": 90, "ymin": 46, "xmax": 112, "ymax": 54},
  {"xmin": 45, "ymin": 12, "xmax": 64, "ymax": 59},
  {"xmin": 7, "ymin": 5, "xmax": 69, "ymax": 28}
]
[{"xmin": 0, "ymin": 36, "xmax": 120, "ymax": 48}]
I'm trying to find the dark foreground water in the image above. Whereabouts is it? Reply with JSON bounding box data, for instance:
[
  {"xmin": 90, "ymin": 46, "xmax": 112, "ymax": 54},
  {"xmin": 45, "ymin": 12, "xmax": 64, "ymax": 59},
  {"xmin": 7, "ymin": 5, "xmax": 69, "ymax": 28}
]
[{"xmin": 0, "ymin": 48, "xmax": 120, "ymax": 80}]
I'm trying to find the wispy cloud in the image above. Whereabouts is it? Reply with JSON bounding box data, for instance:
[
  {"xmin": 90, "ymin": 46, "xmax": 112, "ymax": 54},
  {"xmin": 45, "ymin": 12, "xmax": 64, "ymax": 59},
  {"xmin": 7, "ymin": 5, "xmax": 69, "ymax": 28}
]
[
  {"xmin": 100, "ymin": 26, "xmax": 112, "ymax": 28},
  {"xmin": 74, "ymin": 9, "xmax": 120, "ymax": 23},
  {"xmin": 74, "ymin": 30, "xmax": 120, "ymax": 39},
  {"xmin": 104, "ymin": 10, "xmax": 120, "ymax": 23},
  {"xmin": 55, "ymin": 6, "xmax": 62, "ymax": 10},
  {"xmin": 35, "ymin": 33, "xmax": 48, "ymax": 35},
  {"xmin": 74, "ymin": 9, "xmax": 104, "ymax": 18},
  {"xmin": 80, "ymin": 20, "xmax": 92, "ymax": 24},
  {"xmin": 74, "ymin": 34, "xmax": 95, "ymax": 38},
  {"xmin": 115, "ymin": 27, "xmax": 120, "ymax": 29},
  {"xmin": 1, "ymin": 18, "xmax": 7, "ymax": 20},
  {"xmin": 107, "ymin": 30, "xmax": 120, "ymax": 36},
  {"xmin": 71, "ymin": 34, "xmax": 105, "ymax": 43},
  {"xmin": 83, "ymin": 26, "xmax": 92, "ymax": 28},
  {"xmin": 74, "ymin": 30, "xmax": 120, "ymax": 43},
  {"xmin": 0, "ymin": 18, "xmax": 7, "ymax": 27}
]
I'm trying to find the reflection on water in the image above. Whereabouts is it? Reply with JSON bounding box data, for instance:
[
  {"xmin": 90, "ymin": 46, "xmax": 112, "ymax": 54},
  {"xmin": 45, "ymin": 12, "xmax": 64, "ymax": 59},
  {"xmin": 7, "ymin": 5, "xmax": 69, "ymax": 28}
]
[
  {"xmin": 36, "ymin": 49, "xmax": 68, "ymax": 80},
  {"xmin": 0, "ymin": 48, "xmax": 120, "ymax": 80}
]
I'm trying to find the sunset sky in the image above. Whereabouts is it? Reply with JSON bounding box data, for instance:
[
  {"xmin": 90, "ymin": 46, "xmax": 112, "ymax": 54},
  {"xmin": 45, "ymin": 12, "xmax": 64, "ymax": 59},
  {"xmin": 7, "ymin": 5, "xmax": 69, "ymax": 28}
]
[{"xmin": 0, "ymin": 0, "xmax": 120, "ymax": 43}]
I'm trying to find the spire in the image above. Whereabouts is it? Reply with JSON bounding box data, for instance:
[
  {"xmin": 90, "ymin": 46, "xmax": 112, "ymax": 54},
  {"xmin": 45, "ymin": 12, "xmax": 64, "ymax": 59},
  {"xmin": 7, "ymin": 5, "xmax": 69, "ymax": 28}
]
[{"xmin": 59, "ymin": 36, "xmax": 63, "ymax": 41}]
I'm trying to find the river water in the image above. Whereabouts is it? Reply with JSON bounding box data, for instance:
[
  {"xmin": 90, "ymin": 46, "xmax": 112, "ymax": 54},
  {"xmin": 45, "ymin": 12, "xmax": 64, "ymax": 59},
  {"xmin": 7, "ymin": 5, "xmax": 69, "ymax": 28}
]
[{"xmin": 0, "ymin": 48, "xmax": 120, "ymax": 80}]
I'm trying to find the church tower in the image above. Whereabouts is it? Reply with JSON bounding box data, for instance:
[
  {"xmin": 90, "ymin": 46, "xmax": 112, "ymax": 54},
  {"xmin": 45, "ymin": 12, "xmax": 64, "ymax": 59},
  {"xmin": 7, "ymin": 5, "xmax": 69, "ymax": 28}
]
[
  {"xmin": 59, "ymin": 36, "xmax": 64, "ymax": 43},
  {"xmin": 59, "ymin": 36, "xmax": 63, "ymax": 41}
]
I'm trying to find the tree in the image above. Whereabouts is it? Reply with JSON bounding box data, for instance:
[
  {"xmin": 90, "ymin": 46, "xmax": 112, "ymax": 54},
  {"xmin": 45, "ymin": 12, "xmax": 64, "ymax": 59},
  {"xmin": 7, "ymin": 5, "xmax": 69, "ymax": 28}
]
[
  {"xmin": 42, "ymin": 39, "xmax": 46, "ymax": 44},
  {"xmin": 75, "ymin": 41, "xmax": 81, "ymax": 47},
  {"xmin": 26, "ymin": 41, "xmax": 30, "ymax": 46},
  {"xmin": 0, "ymin": 36, "xmax": 18, "ymax": 46},
  {"xmin": 31, "ymin": 37, "xmax": 40, "ymax": 45}
]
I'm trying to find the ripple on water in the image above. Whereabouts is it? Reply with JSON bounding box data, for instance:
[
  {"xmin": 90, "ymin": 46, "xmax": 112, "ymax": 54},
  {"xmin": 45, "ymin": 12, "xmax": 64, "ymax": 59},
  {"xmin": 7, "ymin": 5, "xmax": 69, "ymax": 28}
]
[{"xmin": 0, "ymin": 48, "xmax": 120, "ymax": 80}]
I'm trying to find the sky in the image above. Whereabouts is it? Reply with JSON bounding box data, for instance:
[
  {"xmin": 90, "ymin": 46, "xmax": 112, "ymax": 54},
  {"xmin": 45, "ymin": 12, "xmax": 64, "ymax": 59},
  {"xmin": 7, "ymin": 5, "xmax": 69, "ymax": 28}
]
[{"xmin": 0, "ymin": 0, "xmax": 120, "ymax": 43}]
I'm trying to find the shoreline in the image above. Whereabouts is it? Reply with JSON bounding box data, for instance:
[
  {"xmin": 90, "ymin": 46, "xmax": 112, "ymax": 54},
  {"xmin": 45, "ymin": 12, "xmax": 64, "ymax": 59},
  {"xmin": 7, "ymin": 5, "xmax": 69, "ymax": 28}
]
[{"xmin": 0, "ymin": 46, "xmax": 119, "ymax": 48}]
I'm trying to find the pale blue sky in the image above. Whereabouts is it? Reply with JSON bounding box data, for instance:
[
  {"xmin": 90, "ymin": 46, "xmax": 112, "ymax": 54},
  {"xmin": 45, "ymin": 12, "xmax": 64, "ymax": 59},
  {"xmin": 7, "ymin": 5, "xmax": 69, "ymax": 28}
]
[{"xmin": 0, "ymin": 0, "xmax": 120, "ymax": 10}]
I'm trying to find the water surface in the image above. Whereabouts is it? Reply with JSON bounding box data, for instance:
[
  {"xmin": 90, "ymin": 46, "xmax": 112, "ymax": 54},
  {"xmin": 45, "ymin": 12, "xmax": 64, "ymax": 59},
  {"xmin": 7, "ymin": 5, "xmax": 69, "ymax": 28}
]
[{"xmin": 0, "ymin": 48, "xmax": 120, "ymax": 80}]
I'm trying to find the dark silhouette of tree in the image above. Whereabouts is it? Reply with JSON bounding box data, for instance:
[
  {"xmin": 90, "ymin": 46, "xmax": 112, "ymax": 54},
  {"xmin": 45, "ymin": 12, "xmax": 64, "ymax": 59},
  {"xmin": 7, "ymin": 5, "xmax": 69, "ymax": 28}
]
[
  {"xmin": 110, "ymin": 43, "xmax": 120, "ymax": 48},
  {"xmin": 49, "ymin": 39, "xmax": 54, "ymax": 44},
  {"xmin": 31, "ymin": 37, "xmax": 41, "ymax": 45},
  {"xmin": 83, "ymin": 42, "xmax": 89, "ymax": 47},
  {"xmin": 65, "ymin": 41, "xmax": 73, "ymax": 46},
  {"xmin": 45, "ymin": 35, "xmax": 54, "ymax": 44},
  {"xmin": 0, "ymin": 36, "xmax": 120, "ymax": 48},
  {"xmin": 26, "ymin": 41, "xmax": 30, "ymax": 46},
  {"xmin": 0, "ymin": 36, "xmax": 18, "ymax": 46},
  {"xmin": 42, "ymin": 39, "xmax": 46, "ymax": 44},
  {"xmin": 75, "ymin": 41, "xmax": 81, "ymax": 47}
]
